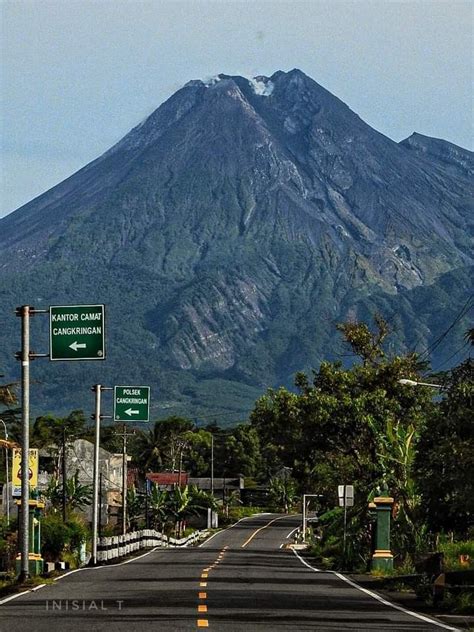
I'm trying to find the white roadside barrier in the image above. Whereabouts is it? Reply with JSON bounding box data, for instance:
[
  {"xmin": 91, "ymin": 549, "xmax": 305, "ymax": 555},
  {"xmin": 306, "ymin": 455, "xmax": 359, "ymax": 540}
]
[{"xmin": 96, "ymin": 528, "xmax": 209, "ymax": 563}]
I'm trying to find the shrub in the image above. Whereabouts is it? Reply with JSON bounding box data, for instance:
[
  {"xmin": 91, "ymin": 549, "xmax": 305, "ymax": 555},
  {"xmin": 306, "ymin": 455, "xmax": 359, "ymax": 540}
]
[
  {"xmin": 41, "ymin": 513, "xmax": 89, "ymax": 562},
  {"xmin": 41, "ymin": 514, "xmax": 70, "ymax": 561},
  {"xmin": 438, "ymin": 540, "xmax": 474, "ymax": 571}
]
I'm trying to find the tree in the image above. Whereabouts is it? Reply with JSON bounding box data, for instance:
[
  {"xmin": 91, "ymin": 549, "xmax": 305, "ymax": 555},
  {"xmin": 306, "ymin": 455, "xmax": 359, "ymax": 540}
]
[
  {"xmin": 32, "ymin": 410, "xmax": 87, "ymax": 447},
  {"xmin": 268, "ymin": 476, "xmax": 298, "ymax": 513},
  {"xmin": 133, "ymin": 416, "xmax": 194, "ymax": 473},
  {"xmin": 415, "ymin": 358, "xmax": 474, "ymax": 535},
  {"xmin": 223, "ymin": 424, "xmax": 263, "ymax": 479},
  {"xmin": 183, "ymin": 429, "xmax": 212, "ymax": 476},
  {"xmin": 336, "ymin": 313, "xmax": 389, "ymax": 366},
  {"xmin": 251, "ymin": 318, "xmax": 433, "ymax": 561},
  {"xmin": 44, "ymin": 470, "xmax": 93, "ymax": 514}
]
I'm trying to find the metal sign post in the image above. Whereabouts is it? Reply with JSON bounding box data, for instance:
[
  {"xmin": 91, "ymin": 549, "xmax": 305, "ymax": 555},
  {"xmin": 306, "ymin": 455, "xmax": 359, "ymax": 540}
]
[
  {"xmin": 338, "ymin": 485, "xmax": 354, "ymax": 557},
  {"xmin": 114, "ymin": 425, "xmax": 135, "ymax": 535}
]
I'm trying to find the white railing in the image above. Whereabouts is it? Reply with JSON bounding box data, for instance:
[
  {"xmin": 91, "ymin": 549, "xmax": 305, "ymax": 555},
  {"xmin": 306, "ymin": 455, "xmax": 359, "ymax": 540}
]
[{"xmin": 96, "ymin": 528, "xmax": 209, "ymax": 563}]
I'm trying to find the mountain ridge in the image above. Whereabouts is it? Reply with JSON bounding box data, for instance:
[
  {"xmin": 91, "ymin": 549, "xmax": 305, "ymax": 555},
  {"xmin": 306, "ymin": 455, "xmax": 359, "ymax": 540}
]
[{"xmin": 0, "ymin": 69, "xmax": 472, "ymax": 420}]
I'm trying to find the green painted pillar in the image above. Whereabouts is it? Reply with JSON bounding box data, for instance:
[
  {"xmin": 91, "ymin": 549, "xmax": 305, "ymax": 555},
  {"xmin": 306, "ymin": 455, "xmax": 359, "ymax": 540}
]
[
  {"xmin": 370, "ymin": 495, "xmax": 394, "ymax": 572},
  {"xmin": 15, "ymin": 500, "xmax": 45, "ymax": 576}
]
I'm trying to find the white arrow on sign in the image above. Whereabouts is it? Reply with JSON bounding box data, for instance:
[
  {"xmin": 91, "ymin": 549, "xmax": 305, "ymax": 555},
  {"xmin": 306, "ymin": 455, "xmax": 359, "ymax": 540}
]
[
  {"xmin": 69, "ymin": 341, "xmax": 87, "ymax": 352},
  {"xmin": 125, "ymin": 408, "xmax": 140, "ymax": 416}
]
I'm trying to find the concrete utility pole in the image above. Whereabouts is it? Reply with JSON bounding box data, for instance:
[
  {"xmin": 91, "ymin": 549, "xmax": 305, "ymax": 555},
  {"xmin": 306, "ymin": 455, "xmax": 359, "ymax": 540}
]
[
  {"xmin": 90, "ymin": 384, "xmax": 112, "ymax": 564},
  {"xmin": 19, "ymin": 306, "xmax": 30, "ymax": 580},
  {"xmin": 91, "ymin": 384, "xmax": 102, "ymax": 566},
  {"xmin": 210, "ymin": 434, "xmax": 214, "ymax": 495},
  {"xmin": 62, "ymin": 426, "xmax": 67, "ymax": 522},
  {"xmin": 15, "ymin": 305, "xmax": 48, "ymax": 580},
  {"xmin": 114, "ymin": 424, "xmax": 135, "ymax": 535},
  {"xmin": 0, "ymin": 420, "xmax": 9, "ymax": 523}
]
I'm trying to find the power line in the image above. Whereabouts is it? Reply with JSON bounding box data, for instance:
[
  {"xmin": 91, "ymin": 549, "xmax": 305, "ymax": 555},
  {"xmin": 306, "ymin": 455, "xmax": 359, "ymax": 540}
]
[
  {"xmin": 419, "ymin": 294, "xmax": 474, "ymax": 361},
  {"xmin": 432, "ymin": 340, "xmax": 472, "ymax": 372}
]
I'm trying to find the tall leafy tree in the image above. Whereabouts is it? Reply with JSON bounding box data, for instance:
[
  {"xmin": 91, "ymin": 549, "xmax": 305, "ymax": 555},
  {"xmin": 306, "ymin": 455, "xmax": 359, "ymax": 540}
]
[
  {"xmin": 415, "ymin": 358, "xmax": 474, "ymax": 534},
  {"xmin": 133, "ymin": 416, "xmax": 194, "ymax": 472},
  {"xmin": 251, "ymin": 317, "xmax": 433, "ymax": 557}
]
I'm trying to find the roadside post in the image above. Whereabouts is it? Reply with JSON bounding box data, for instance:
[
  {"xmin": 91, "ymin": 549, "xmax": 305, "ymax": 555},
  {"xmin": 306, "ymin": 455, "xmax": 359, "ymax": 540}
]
[
  {"xmin": 302, "ymin": 494, "xmax": 322, "ymax": 542},
  {"xmin": 90, "ymin": 384, "xmax": 151, "ymax": 561},
  {"xmin": 338, "ymin": 484, "xmax": 354, "ymax": 557},
  {"xmin": 113, "ymin": 386, "xmax": 150, "ymax": 535},
  {"xmin": 90, "ymin": 384, "xmax": 112, "ymax": 566},
  {"xmin": 14, "ymin": 302, "xmax": 106, "ymax": 578},
  {"xmin": 370, "ymin": 494, "xmax": 394, "ymax": 571}
]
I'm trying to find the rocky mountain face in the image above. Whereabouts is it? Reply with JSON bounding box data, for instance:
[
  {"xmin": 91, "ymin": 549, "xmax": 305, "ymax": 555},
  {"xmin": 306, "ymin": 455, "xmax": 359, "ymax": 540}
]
[{"xmin": 0, "ymin": 70, "xmax": 472, "ymax": 421}]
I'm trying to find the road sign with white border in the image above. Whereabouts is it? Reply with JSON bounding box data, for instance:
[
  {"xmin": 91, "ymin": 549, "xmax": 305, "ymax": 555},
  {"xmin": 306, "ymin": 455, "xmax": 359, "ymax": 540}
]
[
  {"xmin": 114, "ymin": 386, "xmax": 150, "ymax": 422},
  {"xmin": 50, "ymin": 304, "xmax": 105, "ymax": 361}
]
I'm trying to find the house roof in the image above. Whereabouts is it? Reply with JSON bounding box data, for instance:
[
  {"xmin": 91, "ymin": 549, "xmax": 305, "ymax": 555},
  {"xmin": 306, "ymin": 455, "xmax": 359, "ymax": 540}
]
[{"xmin": 146, "ymin": 472, "xmax": 189, "ymax": 486}]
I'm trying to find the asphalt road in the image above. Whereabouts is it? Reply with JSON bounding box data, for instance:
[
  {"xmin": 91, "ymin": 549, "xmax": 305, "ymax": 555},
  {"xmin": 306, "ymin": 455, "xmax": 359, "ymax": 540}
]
[{"xmin": 0, "ymin": 514, "xmax": 459, "ymax": 631}]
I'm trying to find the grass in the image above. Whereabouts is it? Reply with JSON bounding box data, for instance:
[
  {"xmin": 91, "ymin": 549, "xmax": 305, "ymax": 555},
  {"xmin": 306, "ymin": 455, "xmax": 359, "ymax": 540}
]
[{"xmin": 438, "ymin": 540, "xmax": 474, "ymax": 571}]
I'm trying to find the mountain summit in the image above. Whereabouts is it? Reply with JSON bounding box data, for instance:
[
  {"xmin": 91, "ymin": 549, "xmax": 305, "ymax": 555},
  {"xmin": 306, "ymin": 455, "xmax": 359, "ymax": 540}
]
[{"xmin": 1, "ymin": 70, "xmax": 472, "ymax": 419}]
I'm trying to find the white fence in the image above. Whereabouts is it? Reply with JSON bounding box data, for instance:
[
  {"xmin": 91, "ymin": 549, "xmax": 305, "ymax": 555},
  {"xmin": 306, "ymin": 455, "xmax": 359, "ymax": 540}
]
[{"xmin": 96, "ymin": 529, "xmax": 209, "ymax": 563}]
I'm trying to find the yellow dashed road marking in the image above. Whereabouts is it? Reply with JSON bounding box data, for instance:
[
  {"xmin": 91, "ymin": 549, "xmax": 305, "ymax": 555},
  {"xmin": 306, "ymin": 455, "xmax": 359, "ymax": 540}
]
[
  {"xmin": 199, "ymin": 592, "xmax": 207, "ymax": 599},
  {"xmin": 198, "ymin": 605, "xmax": 208, "ymax": 613},
  {"xmin": 200, "ymin": 582, "xmax": 207, "ymax": 587},
  {"xmin": 197, "ymin": 619, "xmax": 209, "ymax": 627},
  {"xmin": 241, "ymin": 516, "xmax": 288, "ymax": 548}
]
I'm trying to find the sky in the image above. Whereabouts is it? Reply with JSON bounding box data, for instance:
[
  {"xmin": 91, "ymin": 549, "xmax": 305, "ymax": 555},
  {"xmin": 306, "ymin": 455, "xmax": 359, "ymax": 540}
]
[{"xmin": 1, "ymin": 0, "xmax": 473, "ymax": 217}]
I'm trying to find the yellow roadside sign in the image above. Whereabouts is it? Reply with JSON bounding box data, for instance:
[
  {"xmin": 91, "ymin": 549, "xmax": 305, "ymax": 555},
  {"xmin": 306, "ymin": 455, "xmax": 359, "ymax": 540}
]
[{"xmin": 12, "ymin": 448, "xmax": 39, "ymax": 496}]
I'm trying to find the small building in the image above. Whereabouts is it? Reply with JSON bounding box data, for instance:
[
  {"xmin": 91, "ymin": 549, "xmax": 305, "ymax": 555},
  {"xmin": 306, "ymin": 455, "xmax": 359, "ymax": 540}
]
[
  {"xmin": 145, "ymin": 473, "xmax": 244, "ymax": 496},
  {"xmin": 146, "ymin": 472, "xmax": 189, "ymax": 489},
  {"xmin": 38, "ymin": 439, "xmax": 126, "ymax": 527}
]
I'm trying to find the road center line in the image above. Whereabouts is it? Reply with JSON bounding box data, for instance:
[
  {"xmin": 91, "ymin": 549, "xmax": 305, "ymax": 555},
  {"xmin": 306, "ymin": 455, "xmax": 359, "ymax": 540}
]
[
  {"xmin": 291, "ymin": 548, "xmax": 460, "ymax": 632},
  {"xmin": 241, "ymin": 515, "xmax": 289, "ymax": 548}
]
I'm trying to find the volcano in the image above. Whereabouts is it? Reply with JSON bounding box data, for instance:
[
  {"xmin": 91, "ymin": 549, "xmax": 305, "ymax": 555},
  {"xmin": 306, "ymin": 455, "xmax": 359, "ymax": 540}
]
[{"xmin": 0, "ymin": 70, "xmax": 472, "ymax": 421}]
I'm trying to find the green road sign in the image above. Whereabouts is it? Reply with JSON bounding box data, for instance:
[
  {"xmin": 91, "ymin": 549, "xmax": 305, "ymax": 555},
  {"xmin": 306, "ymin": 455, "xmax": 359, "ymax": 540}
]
[
  {"xmin": 50, "ymin": 304, "xmax": 105, "ymax": 361},
  {"xmin": 114, "ymin": 386, "xmax": 150, "ymax": 422}
]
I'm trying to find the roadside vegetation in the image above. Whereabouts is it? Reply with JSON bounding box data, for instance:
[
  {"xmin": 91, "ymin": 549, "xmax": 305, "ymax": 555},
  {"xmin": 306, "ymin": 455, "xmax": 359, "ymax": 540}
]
[{"xmin": 0, "ymin": 317, "xmax": 472, "ymax": 613}]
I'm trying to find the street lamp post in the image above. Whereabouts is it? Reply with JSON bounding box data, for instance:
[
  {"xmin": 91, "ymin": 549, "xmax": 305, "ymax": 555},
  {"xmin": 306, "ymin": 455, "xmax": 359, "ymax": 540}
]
[
  {"xmin": 0, "ymin": 420, "xmax": 9, "ymax": 522},
  {"xmin": 398, "ymin": 379, "xmax": 444, "ymax": 389}
]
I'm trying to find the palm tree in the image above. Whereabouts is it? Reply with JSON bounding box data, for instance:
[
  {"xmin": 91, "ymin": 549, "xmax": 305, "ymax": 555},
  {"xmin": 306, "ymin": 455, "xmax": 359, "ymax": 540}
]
[{"xmin": 134, "ymin": 425, "xmax": 166, "ymax": 472}]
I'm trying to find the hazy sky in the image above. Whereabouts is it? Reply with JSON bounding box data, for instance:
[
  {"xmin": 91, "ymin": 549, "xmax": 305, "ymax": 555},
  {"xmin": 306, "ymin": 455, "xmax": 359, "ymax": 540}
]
[{"xmin": 1, "ymin": 0, "xmax": 472, "ymax": 217}]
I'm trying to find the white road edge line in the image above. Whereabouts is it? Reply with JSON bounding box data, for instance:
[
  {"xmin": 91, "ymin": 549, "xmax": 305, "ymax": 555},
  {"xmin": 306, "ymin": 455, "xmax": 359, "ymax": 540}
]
[
  {"xmin": 0, "ymin": 582, "xmax": 48, "ymax": 606},
  {"xmin": 0, "ymin": 546, "xmax": 163, "ymax": 606},
  {"xmin": 54, "ymin": 546, "xmax": 162, "ymax": 581},
  {"xmin": 286, "ymin": 527, "xmax": 299, "ymax": 539},
  {"xmin": 291, "ymin": 549, "xmax": 460, "ymax": 632}
]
